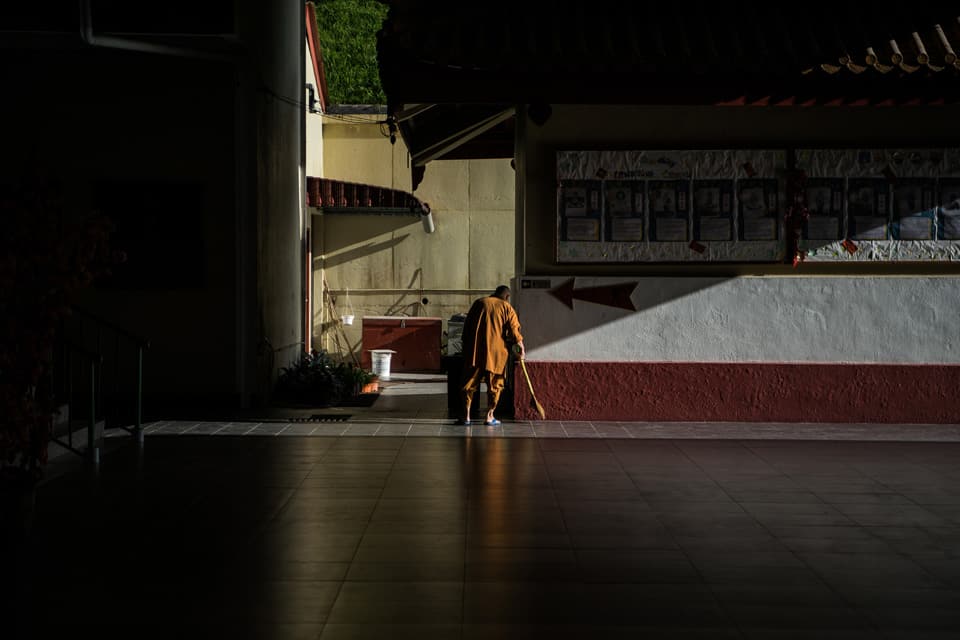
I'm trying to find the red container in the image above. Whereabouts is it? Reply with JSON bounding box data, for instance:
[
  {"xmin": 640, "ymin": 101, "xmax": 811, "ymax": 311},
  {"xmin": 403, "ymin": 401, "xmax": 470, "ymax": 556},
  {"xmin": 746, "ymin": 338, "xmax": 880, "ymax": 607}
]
[{"xmin": 361, "ymin": 316, "xmax": 442, "ymax": 372}]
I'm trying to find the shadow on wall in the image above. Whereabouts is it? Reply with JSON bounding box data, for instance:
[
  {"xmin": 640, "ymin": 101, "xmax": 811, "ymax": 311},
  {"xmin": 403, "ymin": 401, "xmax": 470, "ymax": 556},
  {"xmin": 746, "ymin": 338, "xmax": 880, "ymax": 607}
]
[
  {"xmin": 516, "ymin": 275, "xmax": 732, "ymax": 358},
  {"xmin": 526, "ymin": 189, "xmax": 960, "ymax": 358},
  {"xmin": 516, "ymin": 272, "xmax": 960, "ymax": 371},
  {"xmin": 383, "ymin": 268, "xmax": 427, "ymax": 316},
  {"xmin": 318, "ymin": 232, "xmax": 411, "ymax": 270},
  {"xmin": 312, "ymin": 278, "xmax": 431, "ymax": 361},
  {"xmin": 313, "ymin": 212, "xmax": 433, "ymax": 324}
]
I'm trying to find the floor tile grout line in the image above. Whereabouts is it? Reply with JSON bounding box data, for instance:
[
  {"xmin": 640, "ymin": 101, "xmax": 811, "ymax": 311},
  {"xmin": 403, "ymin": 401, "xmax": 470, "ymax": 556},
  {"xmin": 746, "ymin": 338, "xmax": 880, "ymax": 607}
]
[
  {"xmin": 324, "ymin": 438, "xmax": 415, "ymax": 623},
  {"xmin": 705, "ymin": 440, "xmax": 882, "ymax": 636},
  {"xmin": 536, "ymin": 437, "xmax": 576, "ymax": 592},
  {"xmin": 621, "ymin": 438, "xmax": 748, "ymax": 637},
  {"xmin": 460, "ymin": 430, "xmax": 473, "ymax": 638},
  {"xmin": 137, "ymin": 419, "xmax": 960, "ymax": 441},
  {"xmin": 210, "ymin": 423, "xmax": 230, "ymax": 436},
  {"xmin": 179, "ymin": 422, "xmax": 201, "ymax": 435},
  {"xmin": 141, "ymin": 421, "xmax": 163, "ymax": 434},
  {"xmin": 814, "ymin": 448, "xmax": 956, "ymax": 596},
  {"xmin": 262, "ymin": 436, "xmax": 348, "ymax": 629},
  {"xmin": 33, "ymin": 430, "xmax": 960, "ymax": 637}
]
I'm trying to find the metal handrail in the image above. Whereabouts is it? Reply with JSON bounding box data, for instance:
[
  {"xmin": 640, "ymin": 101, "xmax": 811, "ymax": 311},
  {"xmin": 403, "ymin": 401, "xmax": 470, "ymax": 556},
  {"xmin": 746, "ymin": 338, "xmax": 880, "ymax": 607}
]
[
  {"xmin": 51, "ymin": 339, "xmax": 102, "ymax": 466},
  {"xmin": 70, "ymin": 305, "xmax": 149, "ymax": 439},
  {"xmin": 59, "ymin": 338, "xmax": 101, "ymax": 362},
  {"xmin": 54, "ymin": 308, "xmax": 151, "ymax": 470},
  {"xmin": 69, "ymin": 306, "xmax": 151, "ymax": 348}
]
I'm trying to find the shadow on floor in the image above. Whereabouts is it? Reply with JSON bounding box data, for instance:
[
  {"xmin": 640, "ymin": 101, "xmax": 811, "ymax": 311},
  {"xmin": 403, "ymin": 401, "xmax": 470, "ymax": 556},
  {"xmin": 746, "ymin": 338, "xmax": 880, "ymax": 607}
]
[{"xmin": 14, "ymin": 433, "xmax": 960, "ymax": 639}]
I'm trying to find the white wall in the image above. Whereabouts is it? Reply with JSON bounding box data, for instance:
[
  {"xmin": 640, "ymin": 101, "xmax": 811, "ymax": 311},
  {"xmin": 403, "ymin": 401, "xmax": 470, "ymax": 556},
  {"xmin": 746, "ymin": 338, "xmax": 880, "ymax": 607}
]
[
  {"xmin": 517, "ymin": 276, "xmax": 960, "ymax": 364},
  {"xmin": 305, "ymin": 43, "xmax": 323, "ymax": 178},
  {"xmin": 515, "ymin": 104, "xmax": 960, "ymax": 368}
]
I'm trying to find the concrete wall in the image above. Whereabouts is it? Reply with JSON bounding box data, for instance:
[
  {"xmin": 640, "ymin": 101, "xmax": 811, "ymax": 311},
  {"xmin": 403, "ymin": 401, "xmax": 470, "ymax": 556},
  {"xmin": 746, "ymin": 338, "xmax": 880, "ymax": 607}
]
[
  {"xmin": 244, "ymin": 0, "xmax": 306, "ymax": 397},
  {"xmin": 514, "ymin": 104, "xmax": 960, "ymax": 421},
  {"xmin": 518, "ymin": 276, "xmax": 960, "ymax": 364},
  {"xmin": 0, "ymin": 48, "xmax": 240, "ymax": 405},
  {"xmin": 314, "ymin": 116, "xmax": 515, "ymax": 364},
  {"xmin": 0, "ymin": 1, "xmax": 308, "ymax": 411},
  {"xmin": 521, "ymin": 104, "xmax": 960, "ymax": 275}
]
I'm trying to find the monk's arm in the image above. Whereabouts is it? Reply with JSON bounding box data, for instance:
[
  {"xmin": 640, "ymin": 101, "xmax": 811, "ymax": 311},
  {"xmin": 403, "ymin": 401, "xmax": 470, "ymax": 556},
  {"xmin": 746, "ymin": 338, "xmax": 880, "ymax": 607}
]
[{"xmin": 508, "ymin": 307, "xmax": 525, "ymax": 358}]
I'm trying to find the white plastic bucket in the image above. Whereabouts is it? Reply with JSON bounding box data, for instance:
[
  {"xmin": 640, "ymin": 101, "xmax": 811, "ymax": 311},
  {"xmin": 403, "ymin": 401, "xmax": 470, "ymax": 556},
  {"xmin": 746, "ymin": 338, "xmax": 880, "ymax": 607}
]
[
  {"xmin": 370, "ymin": 349, "xmax": 397, "ymax": 381},
  {"xmin": 341, "ymin": 314, "xmax": 355, "ymax": 326}
]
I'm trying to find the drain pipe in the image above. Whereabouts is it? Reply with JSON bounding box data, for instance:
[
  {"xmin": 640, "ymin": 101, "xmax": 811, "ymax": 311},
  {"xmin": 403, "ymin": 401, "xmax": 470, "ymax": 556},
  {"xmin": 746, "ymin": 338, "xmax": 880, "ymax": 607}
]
[{"xmin": 79, "ymin": 0, "xmax": 236, "ymax": 61}]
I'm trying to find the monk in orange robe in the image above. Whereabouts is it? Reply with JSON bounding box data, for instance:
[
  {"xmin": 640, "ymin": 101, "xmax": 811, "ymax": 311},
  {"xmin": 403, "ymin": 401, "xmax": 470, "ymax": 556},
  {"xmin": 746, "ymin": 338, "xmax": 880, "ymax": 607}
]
[{"xmin": 459, "ymin": 285, "xmax": 525, "ymax": 426}]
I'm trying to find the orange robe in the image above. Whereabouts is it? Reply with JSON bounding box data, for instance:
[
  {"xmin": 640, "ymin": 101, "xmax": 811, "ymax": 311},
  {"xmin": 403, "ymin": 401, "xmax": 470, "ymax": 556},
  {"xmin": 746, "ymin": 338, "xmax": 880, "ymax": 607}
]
[{"xmin": 462, "ymin": 296, "xmax": 523, "ymax": 375}]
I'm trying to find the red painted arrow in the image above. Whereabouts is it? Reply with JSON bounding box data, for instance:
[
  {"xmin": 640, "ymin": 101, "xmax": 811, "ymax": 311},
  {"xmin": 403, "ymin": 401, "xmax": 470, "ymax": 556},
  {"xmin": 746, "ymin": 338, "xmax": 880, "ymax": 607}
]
[{"xmin": 548, "ymin": 278, "xmax": 637, "ymax": 311}]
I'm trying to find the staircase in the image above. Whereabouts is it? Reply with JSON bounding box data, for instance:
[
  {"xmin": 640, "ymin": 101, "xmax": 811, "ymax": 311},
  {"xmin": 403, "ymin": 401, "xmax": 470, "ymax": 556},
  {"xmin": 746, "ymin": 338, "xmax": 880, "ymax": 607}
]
[{"xmin": 52, "ymin": 307, "xmax": 150, "ymax": 468}]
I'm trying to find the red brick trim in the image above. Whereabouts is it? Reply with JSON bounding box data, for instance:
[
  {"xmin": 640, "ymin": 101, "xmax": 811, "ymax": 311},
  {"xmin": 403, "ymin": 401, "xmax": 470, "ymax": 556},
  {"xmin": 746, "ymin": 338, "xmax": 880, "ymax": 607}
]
[{"xmin": 513, "ymin": 361, "xmax": 960, "ymax": 424}]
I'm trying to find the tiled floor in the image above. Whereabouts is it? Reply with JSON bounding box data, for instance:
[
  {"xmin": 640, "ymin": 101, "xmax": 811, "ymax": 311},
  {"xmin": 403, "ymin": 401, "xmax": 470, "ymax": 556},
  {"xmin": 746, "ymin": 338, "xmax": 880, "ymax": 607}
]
[
  {"xmin": 120, "ymin": 374, "xmax": 960, "ymax": 443},
  {"xmin": 13, "ymin": 375, "xmax": 960, "ymax": 639},
  {"xmin": 130, "ymin": 419, "xmax": 960, "ymax": 441}
]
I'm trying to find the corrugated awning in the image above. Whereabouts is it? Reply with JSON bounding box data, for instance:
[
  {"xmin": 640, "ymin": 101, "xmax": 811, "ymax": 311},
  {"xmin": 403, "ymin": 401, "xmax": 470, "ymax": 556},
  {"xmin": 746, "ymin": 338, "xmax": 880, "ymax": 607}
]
[
  {"xmin": 377, "ymin": 2, "xmax": 960, "ymax": 186},
  {"xmin": 377, "ymin": 2, "xmax": 960, "ymax": 105},
  {"xmin": 307, "ymin": 177, "xmax": 428, "ymax": 215}
]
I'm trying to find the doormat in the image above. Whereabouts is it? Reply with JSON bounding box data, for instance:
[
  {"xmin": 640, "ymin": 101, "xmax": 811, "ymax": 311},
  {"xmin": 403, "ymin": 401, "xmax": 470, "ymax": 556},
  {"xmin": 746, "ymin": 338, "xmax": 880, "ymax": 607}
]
[
  {"xmin": 257, "ymin": 414, "xmax": 351, "ymax": 423},
  {"xmin": 289, "ymin": 415, "xmax": 352, "ymax": 423}
]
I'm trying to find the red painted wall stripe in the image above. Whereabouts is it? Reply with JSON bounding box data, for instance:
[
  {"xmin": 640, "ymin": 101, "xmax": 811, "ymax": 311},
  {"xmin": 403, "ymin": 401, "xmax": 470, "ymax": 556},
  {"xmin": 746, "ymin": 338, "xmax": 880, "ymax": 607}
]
[{"xmin": 513, "ymin": 361, "xmax": 960, "ymax": 424}]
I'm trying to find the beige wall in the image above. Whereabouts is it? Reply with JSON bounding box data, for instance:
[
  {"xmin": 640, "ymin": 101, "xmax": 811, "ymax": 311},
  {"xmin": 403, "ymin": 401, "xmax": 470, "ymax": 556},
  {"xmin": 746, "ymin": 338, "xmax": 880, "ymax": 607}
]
[{"xmin": 314, "ymin": 115, "xmax": 515, "ymax": 362}]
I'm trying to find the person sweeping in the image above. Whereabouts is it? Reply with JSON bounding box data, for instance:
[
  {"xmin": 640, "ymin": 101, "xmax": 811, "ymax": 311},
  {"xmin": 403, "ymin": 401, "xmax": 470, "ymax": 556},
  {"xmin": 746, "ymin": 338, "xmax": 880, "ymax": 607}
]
[{"xmin": 458, "ymin": 285, "xmax": 524, "ymax": 426}]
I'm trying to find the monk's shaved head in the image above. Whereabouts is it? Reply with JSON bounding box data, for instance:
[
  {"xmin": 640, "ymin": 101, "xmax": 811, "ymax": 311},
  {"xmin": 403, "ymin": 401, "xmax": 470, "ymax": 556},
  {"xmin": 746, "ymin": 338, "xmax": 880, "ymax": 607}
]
[{"xmin": 493, "ymin": 285, "xmax": 510, "ymax": 299}]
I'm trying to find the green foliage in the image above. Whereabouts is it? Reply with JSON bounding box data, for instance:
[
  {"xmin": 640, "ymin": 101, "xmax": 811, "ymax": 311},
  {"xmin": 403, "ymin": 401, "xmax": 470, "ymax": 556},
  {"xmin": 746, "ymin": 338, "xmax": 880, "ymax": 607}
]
[
  {"xmin": 314, "ymin": 0, "xmax": 387, "ymax": 105},
  {"xmin": 276, "ymin": 350, "xmax": 376, "ymax": 406},
  {"xmin": 339, "ymin": 363, "xmax": 377, "ymax": 394},
  {"xmin": 0, "ymin": 176, "xmax": 117, "ymax": 483},
  {"xmin": 276, "ymin": 350, "xmax": 343, "ymax": 407}
]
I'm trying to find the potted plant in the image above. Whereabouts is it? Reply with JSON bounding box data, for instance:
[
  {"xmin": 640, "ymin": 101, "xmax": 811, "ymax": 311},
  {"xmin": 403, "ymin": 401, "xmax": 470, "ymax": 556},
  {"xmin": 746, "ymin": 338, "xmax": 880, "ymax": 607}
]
[
  {"xmin": 274, "ymin": 352, "xmax": 378, "ymax": 406},
  {"xmin": 275, "ymin": 349, "xmax": 346, "ymax": 407},
  {"xmin": 360, "ymin": 372, "xmax": 379, "ymax": 394},
  {"xmin": 336, "ymin": 363, "xmax": 378, "ymax": 397},
  {"xmin": 0, "ymin": 176, "xmax": 116, "ymax": 516}
]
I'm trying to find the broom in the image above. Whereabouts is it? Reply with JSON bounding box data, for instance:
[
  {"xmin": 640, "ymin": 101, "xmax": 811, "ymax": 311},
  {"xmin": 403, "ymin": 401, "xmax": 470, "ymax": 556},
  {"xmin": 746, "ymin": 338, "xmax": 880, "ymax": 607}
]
[{"xmin": 518, "ymin": 358, "xmax": 546, "ymax": 419}]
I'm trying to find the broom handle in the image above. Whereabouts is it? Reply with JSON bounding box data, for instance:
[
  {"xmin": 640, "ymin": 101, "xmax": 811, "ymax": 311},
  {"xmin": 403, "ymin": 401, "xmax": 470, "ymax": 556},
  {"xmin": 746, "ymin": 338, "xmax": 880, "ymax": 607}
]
[
  {"xmin": 520, "ymin": 359, "xmax": 537, "ymax": 398},
  {"xmin": 519, "ymin": 359, "xmax": 546, "ymax": 419}
]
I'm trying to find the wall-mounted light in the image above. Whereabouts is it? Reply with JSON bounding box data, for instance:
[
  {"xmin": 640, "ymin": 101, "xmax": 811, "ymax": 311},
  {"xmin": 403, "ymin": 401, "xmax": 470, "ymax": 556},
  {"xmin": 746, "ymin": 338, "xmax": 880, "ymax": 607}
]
[
  {"xmin": 387, "ymin": 117, "xmax": 398, "ymax": 145},
  {"xmin": 305, "ymin": 83, "xmax": 319, "ymax": 114},
  {"xmin": 420, "ymin": 203, "xmax": 435, "ymax": 234}
]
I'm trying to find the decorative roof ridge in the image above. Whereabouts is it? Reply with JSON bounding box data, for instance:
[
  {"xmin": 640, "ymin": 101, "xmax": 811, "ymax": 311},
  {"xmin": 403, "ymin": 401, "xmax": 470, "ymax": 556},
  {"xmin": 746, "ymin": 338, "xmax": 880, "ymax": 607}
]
[
  {"xmin": 325, "ymin": 104, "xmax": 389, "ymax": 114},
  {"xmin": 306, "ymin": 177, "xmax": 427, "ymax": 213}
]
